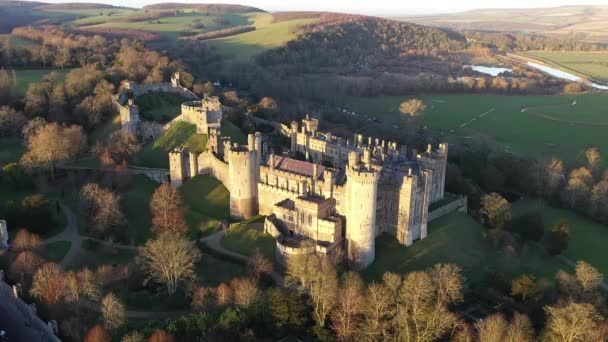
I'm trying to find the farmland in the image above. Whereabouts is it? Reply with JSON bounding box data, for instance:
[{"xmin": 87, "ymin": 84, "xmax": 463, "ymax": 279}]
[
  {"xmin": 343, "ymin": 93, "xmax": 608, "ymax": 165},
  {"xmin": 526, "ymin": 51, "xmax": 608, "ymax": 84}
]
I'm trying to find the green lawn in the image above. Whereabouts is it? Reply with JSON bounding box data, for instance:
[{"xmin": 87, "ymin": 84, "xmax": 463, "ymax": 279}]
[
  {"xmin": 41, "ymin": 240, "xmax": 71, "ymax": 263},
  {"xmin": 512, "ymin": 198, "xmax": 608, "ymax": 278},
  {"xmin": 13, "ymin": 68, "xmax": 71, "ymax": 94},
  {"xmin": 180, "ymin": 175, "xmax": 230, "ymax": 220},
  {"xmin": 343, "ymin": 93, "xmax": 608, "ymax": 166},
  {"xmin": 363, "ymin": 212, "xmax": 570, "ymax": 287},
  {"xmin": 122, "ymin": 176, "xmax": 157, "ymax": 244},
  {"xmin": 197, "ymin": 252, "xmax": 247, "ymax": 286},
  {"xmin": 222, "ymin": 216, "xmax": 274, "ymax": 260},
  {"xmin": 135, "ymin": 121, "xmax": 208, "ymax": 168},
  {"xmin": 134, "ymin": 92, "xmax": 189, "ymax": 123},
  {"xmin": 527, "ymin": 51, "xmax": 608, "ymax": 83},
  {"xmin": 76, "ymin": 239, "xmax": 136, "ymax": 268},
  {"xmin": 0, "ymin": 137, "xmax": 25, "ymax": 166}
]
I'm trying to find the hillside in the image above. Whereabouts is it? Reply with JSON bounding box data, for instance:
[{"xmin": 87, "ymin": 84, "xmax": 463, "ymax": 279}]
[{"xmin": 397, "ymin": 5, "xmax": 608, "ymax": 43}]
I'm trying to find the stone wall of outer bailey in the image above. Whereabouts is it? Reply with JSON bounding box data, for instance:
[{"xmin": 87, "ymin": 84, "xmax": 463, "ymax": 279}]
[
  {"xmin": 258, "ymin": 183, "xmax": 301, "ymax": 215},
  {"xmin": 198, "ymin": 152, "xmax": 230, "ymax": 191},
  {"xmin": 428, "ymin": 196, "xmax": 467, "ymax": 222},
  {"xmin": 129, "ymin": 82, "xmax": 197, "ymax": 99}
]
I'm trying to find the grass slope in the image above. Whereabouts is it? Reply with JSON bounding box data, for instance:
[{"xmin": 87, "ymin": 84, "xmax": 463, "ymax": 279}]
[
  {"xmin": 344, "ymin": 93, "xmax": 608, "ymax": 165},
  {"xmin": 223, "ymin": 216, "xmax": 275, "ymax": 261},
  {"xmin": 364, "ymin": 212, "xmax": 569, "ymax": 287},
  {"xmin": 134, "ymin": 91, "xmax": 189, "ymax": 123},
  {"xmin": 135, "ymin": 121, "xmax": 208, "ymax": 168},
  {"xmin": 513, "ymin": 198, "xmax": 608, "ymax": 277},
  {"xmin": 208, "ymin": 13, "xmax": 318, "ymax": 59}
]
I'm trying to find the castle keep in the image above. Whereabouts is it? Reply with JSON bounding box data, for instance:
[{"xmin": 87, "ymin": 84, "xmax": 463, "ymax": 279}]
[{"xmin": 170, "ymin": 115, "xmax": 448, "ymax": 268}]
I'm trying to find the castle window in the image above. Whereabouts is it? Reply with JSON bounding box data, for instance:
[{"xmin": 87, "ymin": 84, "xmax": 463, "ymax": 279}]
[{"xmin": 308, "ymin": 214, "xmax": 312, "ymax": 226}]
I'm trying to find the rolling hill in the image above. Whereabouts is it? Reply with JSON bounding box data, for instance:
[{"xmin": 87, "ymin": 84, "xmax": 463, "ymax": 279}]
[{"xmin": 396, "ymin": 5, "xmax": 608, "ymax": 43}]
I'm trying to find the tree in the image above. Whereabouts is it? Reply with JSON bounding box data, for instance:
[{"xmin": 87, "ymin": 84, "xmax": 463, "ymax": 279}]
[
  {"xmin": 191, "ymin": 287, "xmax": 214, "ymax": 311},
  {"xmin": 543, "ymin": 157, "xmax": 564, "ymax": 197},
  {"xmin": 575, "ymin": 261, "xmax": 603, "ymax": 295},
  {"xmin": 84, "ymin": 324, "xmax": 111, "ymax": 342},
  {"xmin": 480, "ymin": 193, "xmax": 512, "ymax": 229},
  {"xmin": 101, "ymin": 292, "xmax": 126, "ymax": 330},
  {"xmin": 563, "ymin": 82, "xmax": 586, "ymax": 94},
  {"xmin": 30, "ymin": 262, "xmax": 66, "ymax": 304},
  {"xmin": 216, "ymin": 283, "xmax": 233, "ymax": 305},
  {"xmin": 122, "ymin": 331, "xmax": 145, "ymax": 342},
  {"xmin": 10, "ymin": 250, "xmax": 44, "ymax": 282},
  {"xmin": 16, "ymin": 195, "xmax": 56, "ymax": 235},
  {"xmin": 148, "ymin": 330, "xmax": 176, "ymax": 342},
  {"xmin": 585, "ymin": 147, "xmax": 601, "ymax": 175},
  {"xmin": 137, "ymin": 232, "xmax": 201, "ymax": 295},
  {"xmin": 476, "ymin": 313, "xmax": 507, "ymax": 342},
  {"xmin": 544, "ymin": 222, "xmax": 570, "ymax": 256},
  {"xmin": 331, "ymin": 271, "xmax": 365, "ymax": 340},
  {"xmin": 106, "ymin": 130, "xmax": 140, "ymax": 164},
  {"xmin": 0, "ymin": 106, "xmax": 26, "ymax": 137},
  {"xmin": 231, "ymin": 277, "xmax": 261, "ymax": 307},
  {"xmin": 80, "ymin": 183, "xmax": 126, "ymax": 235},
  {"xmin": 511, "ymin": 274, "xmax": 541, "ymax": 302},
  {"xmin": 564, "ymin": 167, "xmax": 593, "ymax": 209},
  {"xmin": 11, "ymin": 229, "xmax": 42, "ymax": 251},
  {"xmin": 399, "ymin": 98, "xmax": 427, "ymax": 117},
  {"xmin": 505, "ymin": 312, "xmax": 535, "ymax": 342},
  {"xmin": 247, "ymin": 250, "xmax": 273, "ymax": 280},
  {"xmin": 150, "ymin": 184, "xmax": 188, "ymax": 235},
  {"xmin": 510, "ymin": 212, "xmax": 544, "ymax": 242},
  {"xmin": 361, "ymin": 282, "xmax": 393, "ymax": 341},
  {"xmin": 590, "ymin": 179, "xmax": 608, "ymax": 222},
  {"xmin": 267, "ymin": 288, "xmax": 308, "ymax": 330},
  {"xmin": 20, "ymin": 122, "xmax": 86, "ymax": 180},
  {"xmin": 543, "ymin": 302, "xmax": 603, "ymax": 342}
]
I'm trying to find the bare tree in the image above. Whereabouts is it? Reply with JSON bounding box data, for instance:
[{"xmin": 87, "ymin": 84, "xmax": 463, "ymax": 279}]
[
  {"xmin": 30, "ymin": 262, "xmax": 66, "ymax": 304},
  {"xmin": 331, "ymin": 271, "xmax": 365, "ymax": 340},
  {"xmin": 399, "ymin": 98, "xmax": 427, "ymax": 117},
  {"xmin": 247, "ymin": 250, "xmax": 273, "ymax": 280},
  {"xmin": 361, "ymin": 282, "xmax": 393, "ymax": 341},
  {"xmin": 564, "ymin": 167, "xmax": 593, "ymax": 209},
  {"xmin": 10, "ymin": 250, "xmax": 44, "ymax": 282},
  {"xmin": 585, "ymin": 147, "xmax": 601, "ymax": 175},
  {"xmin": 137, "ymin": 232, "xmax": 201, "ymax": 295},
  {"xmin": 122, "ymin": 331, "xmax": 145, "ymax": 342},
  {"xmin": 21, "ymin": 122, "xmax": 86, "ymax": 180},
  {"xmin": 148, "ymin": 330, "xmax": 176, "ymax": 342},
  {"xmin": 216, "ymin": 283, "xmax": 233, "ymax": 306},
  {"xmin": 84, "ymin": 324, "xmax": 111, "ymax": 342},
  {"xmin": 505, "ymin": 312, "xmax": 534, "ymax": 342},
  {"xmin": 231, "ymin": 277, "xmax": 262, "ymax": 307},
  {"xmin": 480, "ymin": 193, "xmax": 512, "ymax": 229},
  {"xmin": 543, "ymin": 301, "xmax": 603, "ymax": 342},
  {"xmin": 11, "ymin": 229, "xmax": 42, "ymax": 251},
  {"xmin": 476, "ymin": 313, "xmax": 507, "ymax": 342},
  {"xmin": 511, "ymin": 274, "xmax": 541, "ymax": 302},
  {"xmin": 150, "ymin": 184, "xmax": 188, "ymax": 235},
  {"xmin": 101, "ymin": 292, "xmax": 126, "ymax": 330},
  {"xmin": 80, "ymin": 183, "xmax": 126, "ymax": 234},
  {"xmin": 191, "ymin": 287, "xmax": 214, "ymax": 311}
]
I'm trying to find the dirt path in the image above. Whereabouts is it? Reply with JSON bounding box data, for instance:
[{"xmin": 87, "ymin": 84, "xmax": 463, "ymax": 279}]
[{"xmin": 43, "ymin": 204, "xmax": 82, "ymax": 270}]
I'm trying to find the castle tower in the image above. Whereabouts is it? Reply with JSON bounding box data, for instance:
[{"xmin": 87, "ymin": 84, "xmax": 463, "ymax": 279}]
[
  {"xmin": 0, "ymin": 220, "xmax": 8, "ymax": 248},
  {"xmin": 290, "ymin": 121, "xmax": 298, "ymax": 156},
  {"xmin": 345, "ymin": 151, "xmax": 380, "ymax": 269},
  {"xmin": 396, "ymin": 168, "xmax": 433, "ymax": 246},
  {"xmin": 119, "ymin": 99, "xmax": 140, "ymax": 135},
  {"xmin": 169, "ymin": 145, "xmax": 193, "ymax": 187},
  {"xmin": 227, "ymin": 134, "xmax": 260, "ymax": 219},
  {"xmin": 171, "ymin": 72, "xmax": 181, "ymax": 88},
  {"xmin": 416, "ymin": 143, "xmax": 448, "ymax": 203}
]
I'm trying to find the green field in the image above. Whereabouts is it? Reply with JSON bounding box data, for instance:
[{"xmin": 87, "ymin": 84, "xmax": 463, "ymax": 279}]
[
  {"xmin": 134, "ymin": 92, "xmax": 189, "ymax": 123},
  {"xmin": 527, "ymin": 51, "xmax": 608, "ymax": 83},
  {"xmin": 344, "ymin": 93, "xmax": 608, "ymax": 165},
  {"xmin": 364, "ymin": 212, "xmax": 570, "ymax": 287},
  {"xmin": 0, "ymin": 34, "xmax": 37, "ymax": 47},
  {"xmin": 208, "ymin": 13, "xmax": 317, "ymax": 59},
  {"xmin": 513, "ymin": 198, "xmax": 608, "ymax": 277},
  {"xmin": 41, "ymin": 240, "xmax": 72, "ymax": 263},
  {"xmin": 12, "ymin": 68, "xmax": 71, "ymax": 94},
  {"xmin": 0, "ymin": 137, "xmax": 25, "ymax": 166},
  {"xmin": 122, "ymin": 175, "xmax": 158, "ymax": 244}
]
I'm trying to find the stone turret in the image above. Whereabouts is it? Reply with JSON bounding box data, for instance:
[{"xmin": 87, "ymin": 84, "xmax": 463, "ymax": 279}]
[
  {"xmin": 171, "ymin": 72, "xmax": 181, "ymax": 88},
  {"xmin": 0, "ymin": 220, "xmax": 8, "ymax": 248},
  {"xmin": 416, "ymin": 143, "xmax": 448, "ymax": 203},
  {"xmin": 119, "ymin": 99, "xmax": 140, "ymax": 135},
  {"xmin": 345, "ymin": 151, "xmax": 380, "ymax": 269},
  {"xmin": 227, "ymin": 134, "xmax": 261, "ymax": 219},
  {"xmin": 169, "ymin": 145, "xmax": 196, "ymax": 187}
]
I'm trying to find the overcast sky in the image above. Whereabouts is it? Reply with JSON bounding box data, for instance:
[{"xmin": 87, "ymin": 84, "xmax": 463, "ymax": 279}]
[{"xmin": 36, "ymin": 0, "xmax": 608, "ymax": 15}]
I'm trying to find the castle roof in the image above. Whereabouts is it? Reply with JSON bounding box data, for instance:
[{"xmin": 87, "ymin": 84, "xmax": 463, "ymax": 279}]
[{"xmin": 267, "ymin": 156, "xmax": 336, "ymax": 181}]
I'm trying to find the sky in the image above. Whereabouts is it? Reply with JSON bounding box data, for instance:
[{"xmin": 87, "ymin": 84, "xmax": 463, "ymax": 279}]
[{"xmin": 37, "ymin": 0, "xmax": 608, "ymax": 15}]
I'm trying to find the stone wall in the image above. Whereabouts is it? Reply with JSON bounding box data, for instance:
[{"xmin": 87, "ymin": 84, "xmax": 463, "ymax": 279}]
[{"xmin": 428, "ymin": 196, "xmax": 468, "ymax": 222}]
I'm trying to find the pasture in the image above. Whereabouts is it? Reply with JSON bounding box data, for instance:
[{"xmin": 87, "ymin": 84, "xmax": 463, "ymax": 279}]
[
  {"xmin": 364, "ymin": 212, "xmax": 570, "ymax": 287},
  {"xmin": 343, "ymin": 93, "xmax": 608, "ymax": 165},
  {"xmin": 134, "ymin": 91, "xmax": 189, "ymax": 122},
  {"xmin": 527, "ymin": 51, "xmax": 608, "ymax": 83},
  {"xmin": 513, "ymin": 198, "xmax": 608, "ymax": 278},
  {"xmin": 13, "ymin": 68, "xmax": 71, "ymax": 94}
]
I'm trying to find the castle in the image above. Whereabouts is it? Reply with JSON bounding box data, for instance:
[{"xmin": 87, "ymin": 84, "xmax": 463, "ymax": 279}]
[{"xmin": 169, "ymin": 111, "xmax": 448, "ymax": 269}]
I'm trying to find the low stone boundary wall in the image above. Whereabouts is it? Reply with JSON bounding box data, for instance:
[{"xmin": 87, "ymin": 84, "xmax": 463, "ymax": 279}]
[{"xmin": 428, "ymin": 196, "xmax": 467, "ymax": 222}]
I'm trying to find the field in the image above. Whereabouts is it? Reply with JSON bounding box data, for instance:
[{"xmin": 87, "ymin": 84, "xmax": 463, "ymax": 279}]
[
  {"xmin": 12, "ymin": 68, "xmax": 71, "ymax": 94},
  {"xmin": 527, "ymin": 51, "xmax": 608, "ymax": 83},
  {"xmin": 223, "ymin": 216, "xmax": 275, "ymax": 261},
  {"xmin": 134, "ymin": 92, "xmax": 189, "ymax": 123},
  {"xmin": 343, "ymin": 93, "xmax": 608, "ymax": 165},
  {"xmin": 513, "ymin": 198, "xmax": 608, "ymax": 277},
  {"xmin": 207, "ymin": 13, "xmax": 318, "ymax": 59},
  {"xmin": 0, "ymin": 137, "xmax": 25, "ymax": 166},
  {"xmin": 0, "ymin": 33, "xmax": 37, "ymax": 47},
  {"xmin": 364, "ymin": 212, "xmax": 570, "ymax": 287}
]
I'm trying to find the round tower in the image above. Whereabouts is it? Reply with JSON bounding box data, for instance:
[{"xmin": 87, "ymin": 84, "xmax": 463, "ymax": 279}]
[
  {"xmin": 345, "ymin": 158, "xmax": 380, "ymax": 269},
  {"xmin": 227, "ymin": 136, "xmax": 260, "ymax": 219}
]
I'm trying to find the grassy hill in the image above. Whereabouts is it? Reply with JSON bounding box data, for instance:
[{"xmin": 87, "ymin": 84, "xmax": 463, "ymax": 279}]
[
  {"xmin": 397, "ymin": 5, "xmax": 608, "ymax": 43},
  {"xmin": 342, "ymin": 93, "xmax": 608, "ymax": 166}
]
